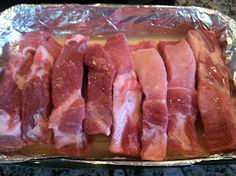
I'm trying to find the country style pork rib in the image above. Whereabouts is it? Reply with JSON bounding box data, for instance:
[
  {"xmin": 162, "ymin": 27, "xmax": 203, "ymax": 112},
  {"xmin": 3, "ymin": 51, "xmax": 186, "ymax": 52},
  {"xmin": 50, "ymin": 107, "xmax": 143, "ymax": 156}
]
[
  {"xmin": 22, "ymin": 33, "xmax": 62, "ymax": 144},
  {"xmin": 49, "ymin": 35, "xmax": 88, "ymax": 156},
  {"xmin": 130, "ymin": 40, "xmax": 157, "ymax": 52},
  {"xmin": 186, "ymin": 30, "xmax": 236, "ymax": 152},
  {"xmin": 132, "ymin": 47, "xmax": 168, "ymax": 160},
  {"xmin": 0, "ymin": 31, "xmax": 52, "ymax": 151},
  {"xmin": 104, "ymin": 33, "xmax": 142, "ymax": 156},
  {"xmin": 0, "ymin": 56, "xmax": 27, "ymax": 151},
  {"xmin": 84, "ymin": 44, "xmax": 115, "ymax": 136},
  {"xmin": 159, "ymin": 39, "xmax": 201, "ymax": 156},
  {"xmin": 19, "ymin": 31, "xmax": 51, "ymax": 55}
]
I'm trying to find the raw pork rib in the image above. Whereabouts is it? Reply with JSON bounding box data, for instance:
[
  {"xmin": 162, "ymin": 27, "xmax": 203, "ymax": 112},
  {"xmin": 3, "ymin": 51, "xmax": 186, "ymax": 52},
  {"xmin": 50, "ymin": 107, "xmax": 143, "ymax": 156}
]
[
  {"xmin": 132, "ymin": 48, "xmax": 168, "ymax": 160},
  {"xmin": 186, "ymin": 30, "xmax": 236, "ymax": 152},
  {"xmin": 22, "ymin": 33, "xmax": 62, "ymax": 144},
  {"xmin": 159, "ymin": 39, "xmax": 200, "ymax": 156},
  {"xmin": 49, "ymin": 35, "xmax": 88, "ymax": 155},
  {"xmin": 0, "ymin": 57, "xmax": 28, "ymax": 151},
  {"xmin": 19, "ymin": 31, "xmax": 51, "ymax": 55},
  {"xmin": 104, "ymin": 33, "xmax": 142, "ymax": 156},
  {"xmin": 130, "ymin": 40, "xmax": 156, "ymax": 52},
  {"xmin": 0, "ymin": 31, "xmax": 51, "ymax": 151},
  {"xmin": 84, "ymin": 44, "xmax": 115, "ymax": 136}
]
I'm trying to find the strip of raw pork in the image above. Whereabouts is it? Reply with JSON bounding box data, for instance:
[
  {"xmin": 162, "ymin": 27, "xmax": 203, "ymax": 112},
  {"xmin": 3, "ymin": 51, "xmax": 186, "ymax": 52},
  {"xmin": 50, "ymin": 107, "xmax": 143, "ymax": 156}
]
[
  {"xmin": 49, "ymin": 35, "xmax": 88, "ymax": 156},
  {"xmin": 0, "ymin": 31, "xmax": 52, "ymax": 151},
  {"xmin": 186, "ymin": 30, "xmax": 236, "ymax": 152},
  {"xmin": 132, "ymin": 47, "xmax": 168, "ymax": 160},
  {"xmin": 159, "ymin": 39, "xmax": 201, "ymax": 156},
  {"xmin": 130, "ymin": 40, "xmax": 156, "ymax": 52},
  {"xmin": 22, "ymin": 33, "xmax": 62, "ymax": 144},
  {"xmin": 84, "ymin": 44, "xmax": 115, "ymax": 136},
  {"xmin": 104, "ymin": 33, "xmax": 142, "ymax": 156}
]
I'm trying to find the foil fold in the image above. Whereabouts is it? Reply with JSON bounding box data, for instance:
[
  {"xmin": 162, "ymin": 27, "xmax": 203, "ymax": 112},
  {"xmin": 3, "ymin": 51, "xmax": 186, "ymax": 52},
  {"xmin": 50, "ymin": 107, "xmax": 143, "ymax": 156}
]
[{"xmin": 0, "ymin": 4, "xmax": 235, "ymax": 166}]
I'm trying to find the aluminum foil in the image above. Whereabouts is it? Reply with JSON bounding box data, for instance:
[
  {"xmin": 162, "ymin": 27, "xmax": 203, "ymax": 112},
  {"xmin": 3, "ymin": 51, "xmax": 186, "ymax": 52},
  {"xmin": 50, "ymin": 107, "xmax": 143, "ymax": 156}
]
[{"xmin": 0, "ymin": 4, "xmax": 236, "ymax": 167}]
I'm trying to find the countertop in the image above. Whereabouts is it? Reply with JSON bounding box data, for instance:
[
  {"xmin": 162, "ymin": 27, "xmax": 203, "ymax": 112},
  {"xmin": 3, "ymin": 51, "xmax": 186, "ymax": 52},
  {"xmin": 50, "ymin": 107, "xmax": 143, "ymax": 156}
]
[
  {"xmin": 1, "ymin": 164, "xmax": 236, "ymax": 176},
  {"xmin": 176, "ymin": 0, "xmax": 236, "ymax": 20}
]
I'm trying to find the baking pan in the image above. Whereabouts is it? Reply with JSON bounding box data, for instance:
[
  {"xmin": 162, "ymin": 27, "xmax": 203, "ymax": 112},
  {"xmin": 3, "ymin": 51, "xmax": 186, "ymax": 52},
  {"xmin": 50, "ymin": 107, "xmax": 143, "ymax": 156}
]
[{"xmin": 0, "ymin": 4, "xmax": 235, "ymax": 167}]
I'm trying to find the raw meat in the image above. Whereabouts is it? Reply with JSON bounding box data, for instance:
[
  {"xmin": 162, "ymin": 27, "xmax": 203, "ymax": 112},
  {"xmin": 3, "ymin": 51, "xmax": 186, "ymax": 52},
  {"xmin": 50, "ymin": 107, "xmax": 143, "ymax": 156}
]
[
  {"xmin": 104, "ymin": 33, "xmax": 142, "ymax": 156},
  {"xmin": 159, "ymin": 39, "xmax": 201, "ymax": 156},
  {"xmin": 19, "ymin": 31, "xmax": 51, "ymax": 55},
  {"xmin": 49, "ymin": 35, "xmax": 88, "ymax": 156},
  {"xmin": 0, "ymin": 57, "xmax": 26, "ymax": 151},
  {"xmin": 84, "ymin": 44, "xmax": 115, "ymax": 136},
  {"xmin": 186, "ymin": 30, "xmax": 236, "ymax": 152},
  {"xmin": 130, "ymin": 40, "xmax": 156, "ymax": 52},
  {"xmin": 0, "ymin": 31, "xmax": 50, "ymax": 151},
  {"xmin": 132, "ymin": 48, "xmax": 168, "ymax": 160},
  {"xmin": 22, "ymin": 33, "xmax": 62, "ymax": 144}
]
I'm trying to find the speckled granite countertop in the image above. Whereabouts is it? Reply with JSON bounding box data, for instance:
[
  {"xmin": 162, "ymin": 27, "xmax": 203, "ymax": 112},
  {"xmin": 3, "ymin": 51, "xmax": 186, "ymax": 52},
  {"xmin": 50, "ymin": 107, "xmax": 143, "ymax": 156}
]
[
  {"xmin": 0, "ymin": 1, "xmax": 236, "ymax": 175},
  {"xmin": 1, "ymin": 163, "xmax": 236, "ymax": 176},
  {"xmin": 176, "ymin": 0, "xmax": 236, "ymax": 19}
]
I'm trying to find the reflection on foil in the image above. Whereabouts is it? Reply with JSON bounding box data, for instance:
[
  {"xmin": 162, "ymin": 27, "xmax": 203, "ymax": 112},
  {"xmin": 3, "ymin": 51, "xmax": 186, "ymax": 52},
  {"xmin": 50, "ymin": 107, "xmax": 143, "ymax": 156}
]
[{"xmin": 0, "ymin": 4, "xmax": 235, "ymax": 166}]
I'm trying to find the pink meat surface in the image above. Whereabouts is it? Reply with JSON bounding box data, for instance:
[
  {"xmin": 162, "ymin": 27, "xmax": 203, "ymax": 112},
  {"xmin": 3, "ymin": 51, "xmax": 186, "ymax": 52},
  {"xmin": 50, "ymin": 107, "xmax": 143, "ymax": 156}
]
[
  {"xmin": 159, "ymin": 39, "xmax": 201, "ymax": 156},
  {"xmin": 0, "ymin": 31, "xmax": 53, "ymax": 151},
  {"xmin": 84, "ymin": 44, "xmax": 115, "ymax": 136},
  {"xmin": 130, "ymin": 40, "xmax": 157, "ymax": 52},
  {"xmin": 0, "ymin": 57, "xmax": 27, "ymax": 151},
  {"xmin": 186, "ymin": 30, "xmax": 236, "ymax": 152},
  {"xmin": 132, "ymin": 48, "xmax": 168, "ymax": 160},
  {"xmin": 19, "ymin": 31, "xmax": 51, "ymax": 55},
  {"xmin": 22, "ymin": 34, "xmax": 62, "ymax": 144},
  {"xmin": 104, "ymin": 33, "xmax": 142, "ymax": 156},
  {"xmin": 49, "ymin": 35, "xmax": 88, "ymax": 156}
]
